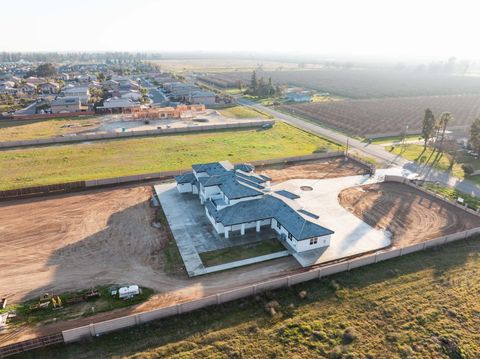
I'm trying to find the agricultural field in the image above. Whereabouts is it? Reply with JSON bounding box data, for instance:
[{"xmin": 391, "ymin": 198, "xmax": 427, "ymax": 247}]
[
  {"xmin": 217, "ymin": 105, "xmax": 271, "ymax": 119},
  {"xmin": 0, "ymin": 116, "xmax": 100, "ymax": 142},
  {"xmin": 279, "ymin": 95, "xmax": 480, "ymax": 137},
  {"xmin": 20, "ymin": 237, "xmax": 480, "ymax": 358},
  {"xmin": 0, "ymin": 122, "xmax": 342, "ymax": 190},
  {"xmin": 198, "ymin": 68, "xmax": 480, "ymax": 98},
  {"xmin": 151, "ymin": 59, "xmax": 306, "ymax": 73}
]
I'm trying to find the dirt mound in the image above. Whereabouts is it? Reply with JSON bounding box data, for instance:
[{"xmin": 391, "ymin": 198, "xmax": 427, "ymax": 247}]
[{"xmin": 338, "ymin": 182, "xmax": 480, "ymax": 246}]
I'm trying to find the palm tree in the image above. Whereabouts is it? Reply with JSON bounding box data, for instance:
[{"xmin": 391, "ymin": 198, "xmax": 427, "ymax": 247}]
[{"xmin": 438, "ymin": 112, "xmax": 453, "ymax": 151}]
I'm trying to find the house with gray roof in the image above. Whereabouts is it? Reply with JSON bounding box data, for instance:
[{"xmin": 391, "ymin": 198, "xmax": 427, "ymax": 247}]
[{"xmin": 175, "ymin": 160, "xmax": 333, "ymax": 252}]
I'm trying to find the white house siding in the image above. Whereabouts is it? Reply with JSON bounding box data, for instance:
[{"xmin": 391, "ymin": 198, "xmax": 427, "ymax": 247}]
[
  {"xmin": 295, "ymin": 234, "xmax": 331, "ymax": 252},
  {"xmin": 228, "ymin": 195, "xmax": 263, "ymax": 205},
  {"xmin": 271, "ymin": 218, "xmax": 330, "ymax": 252},
  {"xmin": 177, "ymin": 183, "xmax": 192, "ymax": 193}
]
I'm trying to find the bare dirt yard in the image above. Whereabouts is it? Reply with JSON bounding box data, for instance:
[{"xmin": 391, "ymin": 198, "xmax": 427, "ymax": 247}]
[
  {"xmin": 258, "ymin": 157, "xmax": 368, "ymax": 183},
  {"xmin": 0, "ymin": 184, "xmax": 299, "ymax": 344},
  {"xmin": 338, "ymin": 182, "xmax": 480, "ymax": 246}
]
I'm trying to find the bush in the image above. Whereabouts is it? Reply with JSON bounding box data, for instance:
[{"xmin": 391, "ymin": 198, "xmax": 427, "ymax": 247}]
[
  {"xmin": 462, "ymin": 163, "xmax": 474, "ymax": 176},
  {"xmin": 342, "ymin": 327, "xmax": 358, "ymax": 344}
]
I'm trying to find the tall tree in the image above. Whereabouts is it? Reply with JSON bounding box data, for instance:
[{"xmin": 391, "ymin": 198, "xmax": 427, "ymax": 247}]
[
  {"xmin": 470, "ymin": 118, "xmax": 480, "ymax": 154},
  {"xmin": 34, "ymin": 63, "xmax": 57, "ymax": 77},
  {"xmin": 438, "ymin": 112, "xmax": 453, "ymax": 151},
  {"xmin": 421, "ymin": 108, "xmax": 436, "ymax": 150},
  {"xmin": 250, "ymin": 71, "xmax": 258, "ymax": 93}
]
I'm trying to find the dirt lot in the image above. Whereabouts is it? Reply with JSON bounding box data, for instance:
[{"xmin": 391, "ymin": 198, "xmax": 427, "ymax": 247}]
[
  {"xmin": 0, "ymin": 184, "xmax": 299, "ymax": 344},
  {"xmin": 258, "ymin": 157, "xmax": 368, "ymax": 183},
  {"xmin": 338, "ymin": 182, "xmax": 480, "ymax": 246}
]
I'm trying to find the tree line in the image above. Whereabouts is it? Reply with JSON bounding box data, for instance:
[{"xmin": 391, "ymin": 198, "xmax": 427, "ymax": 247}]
[
  {"xmin": 421, "ymin": 108, "xmax": 480, "ymax": 174},
  {"xmin": 246, "ymin": 71, "xmax": 282, "ymax": 98}
]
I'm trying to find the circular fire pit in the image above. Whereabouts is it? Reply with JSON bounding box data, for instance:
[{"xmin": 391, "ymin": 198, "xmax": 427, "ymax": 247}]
[{"xmin": 300, "ymin": 186, "xmax": 313, "ymax": 191}]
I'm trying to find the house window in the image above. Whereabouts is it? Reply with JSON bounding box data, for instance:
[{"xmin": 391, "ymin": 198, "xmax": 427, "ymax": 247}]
[
  {"xmin": 309, "ymin": 237, "xmax": 318, "ymax": 245},
  {"xmin": 276, "ymin": 221, "xmax": 281, "ymax": 229},
  {"xmin": 288, "ymin": 233, "xmax": 293, "ymax": 240}
]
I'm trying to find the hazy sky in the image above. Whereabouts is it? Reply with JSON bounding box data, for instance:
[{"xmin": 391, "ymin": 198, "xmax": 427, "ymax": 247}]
[{"xmin": 1, "ymin": 0, "xmax": 479, "ymax": 59}]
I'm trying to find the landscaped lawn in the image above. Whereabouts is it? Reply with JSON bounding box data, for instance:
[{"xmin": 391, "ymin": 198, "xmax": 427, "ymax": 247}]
[
  {"xmin": 424, "ymin": 183, "xmax": 480, "ymax": 210},
  {"xmin": 20, "ymin": 237, "xmax": 480, "ymax": 358},
  {"xmin": 199, "ymin": 238, "xmax": 286, "ymax": 267},
  {"xmin": 0, "ymin": 116, "xmax": 100, "ymax": 142},
  {"xmin": 0, "ymin": 122, "xmax": 342, "ymax": 190},
  {"xmin": 218, "ymin": 105, "xmax": 272, "ymax": 119},
  {"xmin": 389, "ymin": 144, "xmax": 464, "ymax": 178},
  {"xmin": 369, "ymin": 134, "xmax": 422, "ymax": 144}
]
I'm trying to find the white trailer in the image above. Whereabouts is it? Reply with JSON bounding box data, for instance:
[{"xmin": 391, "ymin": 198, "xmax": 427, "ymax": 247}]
[{"xmin": 118, "ymin": 285, "xmax": 140, "ymax": 299}]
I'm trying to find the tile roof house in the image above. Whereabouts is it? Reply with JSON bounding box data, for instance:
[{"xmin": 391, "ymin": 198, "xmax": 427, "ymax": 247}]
[
  {"xmin": 50, "ymin": 96, "xmax": 87, "ymax": 113},
  {"xmin": 175, "ymin": 160, "xmax": 333, "ymax": 252}
]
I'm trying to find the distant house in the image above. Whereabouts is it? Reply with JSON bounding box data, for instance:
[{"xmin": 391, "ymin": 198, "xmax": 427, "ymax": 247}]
[
  {"xmin": 61, "ymin": 86, "xmax": 90, "ymax": 104},
  {"xmin": 118, "ymin": 80, "xmax": 141, "ymax": 92},
  {"xmin": 0, "ymin": 84, "xmax": 16, "ymax": 95},
  {"xmin": 97, "ymin": 97, "xmax": 141, "ymax": 113},
  {"xmin": 175, "ymin": 161, "xmax": 333, "ymax": 251},
  {"xmin": 50, "ymin": 97, "xmax": 86, "ymax": 113},
  {"xmin": 62, "ymin": 86, "xmax": 90, "ymax": 98},
  {"xmin": 18, "ymin": 83, "xmax": 37, "ymax": 95},
  {"xmin": 120, "ymin": 91, "xmax": 143, "ymax": 101},
  {"xmin": 286, "ymin": 91, "xmax": 312, "ymax": 103},
  {"xmin": 0, "ymin": 81, "xmax": 16, "ymax": 95},
  {"xmin": 39, "ymin": 82, "xmax": 60, "ymax": 95},
  {"xmin": 59, "ymin": 73, "xmax": 70, "ymax": 81},
  {"xmin": 24, "ymin": 76, "xmax": 45, "ymax": 85},
  {"xmin": 103, "ymin": 79, "xmax": 120, "ymax": 91},
  {"xmin": 188, "ymin": 90, "xmax": 216, "ymax": 105}
]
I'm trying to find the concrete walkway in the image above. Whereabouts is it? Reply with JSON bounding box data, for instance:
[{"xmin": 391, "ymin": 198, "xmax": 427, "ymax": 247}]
[{"xmin": 203, "ymin": 251, "xmax": 289, "ymax": 274}]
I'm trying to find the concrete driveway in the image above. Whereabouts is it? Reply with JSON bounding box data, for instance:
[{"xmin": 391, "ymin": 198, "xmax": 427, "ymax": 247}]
[{"xmin": 271, "ymin": 174, "xmax": 392, "ymax": 266}]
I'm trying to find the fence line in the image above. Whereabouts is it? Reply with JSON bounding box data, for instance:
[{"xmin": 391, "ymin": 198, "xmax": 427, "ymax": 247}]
[
  {"xmin": 0, "ymin": 120, "xmax": 275, "ymax": 149},
  {"xmin": 0, "ymin": 333, "xmax": 63, "ymax": 358},
  {"xmin": 2, "ymin": 212, "xmax": 479, "ymax": 356},
  {"xmin": 59, "ymin": 225, "xmax": 480, "ymax": 344},
  {"xmin": 384, "ymin": 175, "xmax": 480, "ymax": 218},
  {"xmin": 0, "ymin": 151, "xmax": 344, "ymax": 201}
]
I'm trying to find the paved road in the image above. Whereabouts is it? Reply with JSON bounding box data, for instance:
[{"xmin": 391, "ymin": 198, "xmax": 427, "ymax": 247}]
[
  {"xmin": 237, "ymin": 97, "xmax": 480, "ymax": 197},
  {"xmin": 237, "ymin": 97, "xmax": 403, "ymax": 165}
]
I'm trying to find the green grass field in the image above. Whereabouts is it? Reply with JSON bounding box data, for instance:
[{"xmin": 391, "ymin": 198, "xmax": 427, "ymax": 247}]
[
  {"xmin": 0, "ymin": 116, "xmax": 100, "ymax": 142},
  {"xmin": 199, "ymin": 239, "xmax": 285, "ymax": 267},
  {"xmin": 0, "ymin": 122, "xmax": 342, "ymax": 190},
  {"xmin": 389, "ymin": 144, "xmax": 464, "ymax": 178},
  {"xmin": 218, "ymin": 105, "xmax": 272, "ymax": 119},
  {"xmin": 20, "ymin": 237, "xmax": 480, "ymax": 358},
  {"xmin": 369, "ymin": 134, "xmax": 422, "ymax": 144},
  {"xmin": 424, "ymin": 183, "xmax": 480, "ymax": 210}
]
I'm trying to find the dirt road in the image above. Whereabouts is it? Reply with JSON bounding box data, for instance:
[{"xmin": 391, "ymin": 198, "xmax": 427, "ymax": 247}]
[{"xmin": 338, "ymin": 182, "xmax": 480, "ymax": 246}]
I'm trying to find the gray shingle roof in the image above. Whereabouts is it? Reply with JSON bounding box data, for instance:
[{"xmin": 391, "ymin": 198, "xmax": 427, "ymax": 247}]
[
  {"xmin": 175, "ymin": 171, "xmax": 196, "ymax": 184},
  {"xmin": 192, "ymin": 161, "xmax": 233, "ymax": 176},
  {"xmin": 206, "ymin": 195, "xmax": 333, "ymax": 240},
  {"xmin": 234, "ymin": 163, "xmax": 254, "ymax": 172},
  {"xmin": 275, "ymin": 190, "xmax": 300, "ymax": 200}
]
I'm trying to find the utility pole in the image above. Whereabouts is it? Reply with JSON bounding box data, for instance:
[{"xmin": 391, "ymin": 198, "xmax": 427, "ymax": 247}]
[
  {"xmin": 401, "ymin": 124, "xmax": 409, "ymax": 153},
  {"xmin": 346, "ymin": 136, "xmax": 350, "ymax": 157}
]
